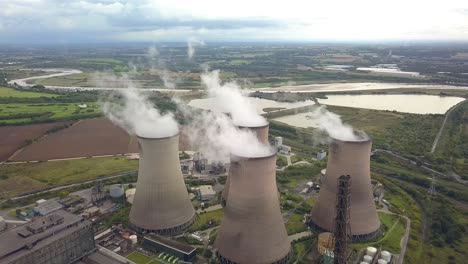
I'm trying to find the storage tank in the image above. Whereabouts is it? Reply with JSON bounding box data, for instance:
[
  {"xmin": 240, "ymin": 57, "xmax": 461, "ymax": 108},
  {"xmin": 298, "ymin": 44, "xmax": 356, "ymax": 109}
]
[
  {"xmin": 310, "ymin": 137, "xmax": 380, "ymax": 240},
  {"xmin": 215, "ymin": 151, "xmax": 291, "ymax": 264},
  {"xmin": 222, "ymin": 122, "xmax": 269, "ymax": 206},
  {"xmin": 363, "ymin": 255, "xmax": 373, "ymax": 263},
  {"xmin": 129, "ymin": 235, "xmax": 138, "ymax": 244},
  {"xmin": 109, "ymin": 184, "xmax": 124, "ymax": 198},
  {"xmin": 381, "ymin": 251, "xmax": 392, "ymax": 262},
  {"xmin": 129, "ymin": 134, "xmax": 196, "ymax": 235},
  {"xmin": 0, "ymin": 216, "xmax": 6, "ymax": 231},
  {"xmin": 366, "ymin": 246, "xmax": 377, "ymax": 257},
  {"xmin": 318, "ymin": 232, "xmax": 335, "ymax": 255},
  {"xmin": 377, "ymin": 259, "xmax": 388, "ymax": 264}
]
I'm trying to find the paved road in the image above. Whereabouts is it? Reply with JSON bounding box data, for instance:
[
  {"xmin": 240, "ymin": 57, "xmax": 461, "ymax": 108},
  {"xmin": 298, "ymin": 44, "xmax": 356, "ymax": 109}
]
[
  {"xmin": 0, "ymin": 170, "xmax": 137, "ymax": 204},
  {"xmin": 288, "ymin": 230, "xmax": 312, "ymax": 242},
  {"xmin": 398, "ymin": 215, "xmax": 411, "ymax": 264},
  {"xmin": 431, "ymin": 99, "xmax": 467, "ymax": 153}
]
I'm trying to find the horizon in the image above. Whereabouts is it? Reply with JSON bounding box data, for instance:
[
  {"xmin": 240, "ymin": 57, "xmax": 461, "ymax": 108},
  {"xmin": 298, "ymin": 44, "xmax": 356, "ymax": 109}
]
[{"xmin": 1, "ymin": 0, "xmax": 468, "ymax": 44}]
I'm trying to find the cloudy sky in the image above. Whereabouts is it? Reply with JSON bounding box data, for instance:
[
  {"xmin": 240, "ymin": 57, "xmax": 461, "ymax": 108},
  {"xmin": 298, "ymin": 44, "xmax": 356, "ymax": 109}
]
[{"xmin": 1, "ymin": 0, "xmax": 468, "ymax": 44}]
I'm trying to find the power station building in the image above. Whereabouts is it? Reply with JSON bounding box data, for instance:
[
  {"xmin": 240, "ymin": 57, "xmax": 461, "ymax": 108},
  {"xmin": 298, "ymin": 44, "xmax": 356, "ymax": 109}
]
[
  {"xmin": 310, "ymin": 138, "xmax": 381, "ymax": 240},
  {"xmin": 222, "ymin": 122, "xmax": 270, "ymax": 205},
  {"xmin": 215, "ymin": 152, "xmax": 291, "ymax": 264},
  {"xmin": 0, "ymin": 210, "xmax": 95, "ymax": 264},
  {"xmin": 129, "ymin": 134, "xmax": 196, "ymax": 235}
]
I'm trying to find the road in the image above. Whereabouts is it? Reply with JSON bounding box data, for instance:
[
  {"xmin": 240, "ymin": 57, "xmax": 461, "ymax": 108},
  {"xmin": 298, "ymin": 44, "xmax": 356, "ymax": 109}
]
[
  {"xmin": 0, "ymin": 170, "xmax": 137, "ymax": 204},
  {"xmin": 431, "ymin": 99, "xmax": 467, "ymax": 153}
]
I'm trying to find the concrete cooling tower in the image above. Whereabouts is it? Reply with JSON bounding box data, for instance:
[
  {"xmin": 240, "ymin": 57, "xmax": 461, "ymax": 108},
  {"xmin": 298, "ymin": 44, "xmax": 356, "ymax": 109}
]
[
  {"xmin": 222, "ymin": 122, "xmax": 269, "ymax": 205},
  {"xmin": 215, "ymin": 152, "xmax": 291, "ymax": 264},
  {"xmin": 310, "ymin": 138, "xmax": 380, "ymax": 240},
  {"xmin": 129, "ymin": 134, "xmax": 195, "ymax": 235}
]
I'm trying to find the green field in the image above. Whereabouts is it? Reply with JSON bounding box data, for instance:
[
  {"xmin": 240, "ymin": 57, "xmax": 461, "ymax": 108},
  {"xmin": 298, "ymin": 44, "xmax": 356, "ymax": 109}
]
[
  {"xmin": 0, "ymin": 87, "xmax": 57, "ymax": 98},
  {"xmin": 286, "ymin": 212, "xmax": 308, "ymax": 235},
  {"xmin": 31, "ymin": 73, "xmax": 93, "ymax": 87},
  {"xmin": 190, "ymin": 208, "xmax": 224, "ymax": 232},
  {"xmin": 0, "ymin": 102, "xmax": 100, "ymax": 124},
  {"xmin": 0, "ymin": 156, "xmax": 138, "ymax": 198}
]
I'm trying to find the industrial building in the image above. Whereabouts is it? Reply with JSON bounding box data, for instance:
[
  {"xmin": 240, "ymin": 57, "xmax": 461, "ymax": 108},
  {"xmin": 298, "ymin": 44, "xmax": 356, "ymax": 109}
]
[
  {"xmin": 129, "ymin": 134, "xmax": 195, "ymax": 235},
  {"xmin": 310, "ymin": 138, "xmax": 381, "ymax": 240},
  {"xmin": 215, "ymin": 152, "xmax": 291, "ymax": 264},
  {"xmin": 196, "ymin": 185, "xmax": 216, "ymax": 201},
  {"xmin": 0, "ymin": 210, "xmax": 95, "ymax": 264},
  {"xmin": 33, "ymin": 199, "xmax": 63, "ymax": 216},
  {"xmin": 222, "ymin": 122, "xmax": 270, "ymax": 205},
  {"xmin": 142, "ymin": 234, "xmax": 196, "ymax": 262}
]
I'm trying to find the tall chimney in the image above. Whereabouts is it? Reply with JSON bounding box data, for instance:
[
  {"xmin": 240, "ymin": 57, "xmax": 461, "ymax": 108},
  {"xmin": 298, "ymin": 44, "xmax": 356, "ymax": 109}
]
[
  {"xmin": 129, "ymin": 134, "xmax": 195, "ymax": 235},
  {"xmin": 215, "ymin": 152, "xmax": 291, "ymax": 263},
  {"xmin": 222, "ymin": 122, "xmax": 269, "ymax": 205},
  {"xmin": 310, "ymin": 138, "xmax": 380, "ymax": 240}
]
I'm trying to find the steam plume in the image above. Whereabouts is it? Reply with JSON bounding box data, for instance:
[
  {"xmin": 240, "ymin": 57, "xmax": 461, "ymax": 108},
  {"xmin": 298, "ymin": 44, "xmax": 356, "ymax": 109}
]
[
  {"xmin": 201, "ymin": 70, "xmax": 267, "ymax": 127},
  {"xmin": 147, "ymin": 46, "xmax": 177, "ymax": 89},
  {"xmin": 307, "ymin": 106, "xmax": 367, "ymax": 141},
  {"xmin": 187, "ymin": 38, "xmax": 205, "ymax": 59},
  {"xmin": 102, "ymin": 80, "xmax": 178, "ymax": 138},
  {"xmin": 176, "ymin": 101, "xmax": 272, "ymax": 161}
]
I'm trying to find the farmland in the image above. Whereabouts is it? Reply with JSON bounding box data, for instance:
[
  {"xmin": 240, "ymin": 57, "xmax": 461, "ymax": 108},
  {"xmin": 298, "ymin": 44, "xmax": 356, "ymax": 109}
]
[
  {"xmin": 0, "ymin": 86, "xmax": 57, "ymax": 98},
  {"xmin": 0, "ymin": 121, "xmax": 74, "ymax": 161},
  {"xmin": 11, "ymin": 118, "xmax": 139, "ymax": 161}
]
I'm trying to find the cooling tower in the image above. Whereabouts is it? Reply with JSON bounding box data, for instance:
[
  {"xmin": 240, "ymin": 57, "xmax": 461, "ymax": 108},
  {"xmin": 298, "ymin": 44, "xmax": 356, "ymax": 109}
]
[
  {"xmin": 310, "ymin": 138, "xmax": 380, "ymax": 240},
  {"xmin": 129, "ymin": 134, "xmax": 195, "ymax": 235},
  {"xmin": 222, "ymin": 122, "xmax": 269, "ymax": 205},
  {"xmin": 215, "ymin": 152, "xmax": 291, "ymax": 264}
]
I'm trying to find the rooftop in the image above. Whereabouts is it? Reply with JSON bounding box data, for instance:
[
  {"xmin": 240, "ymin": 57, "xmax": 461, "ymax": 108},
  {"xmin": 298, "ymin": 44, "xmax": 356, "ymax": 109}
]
[
  {"xmin": 0, "ymin": 210, "xmax": 90, "ymax": 263},
  {"xmin": 198, "ymin": 185, "xmax": 216, "ymax": 195}
]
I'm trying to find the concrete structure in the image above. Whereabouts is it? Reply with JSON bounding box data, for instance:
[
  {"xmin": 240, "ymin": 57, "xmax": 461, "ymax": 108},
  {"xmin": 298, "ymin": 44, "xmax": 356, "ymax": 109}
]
[
  {"xmin": 222, "ymin": 122, "xmax": 269, "ymax": 205},
  {"xmin": 129, "ymin": 134, "xmax": 195, "ymax": 235},
  {"xmin": 215, "ymin": 152, "xmax": 291, "ymax": 264},
  {"xmin": 0, "ymin": 217, "xmax": 5, "ymax": 232},
  {"xmin": 33, "ymin": 199, "xmax": 63, "ymax": 216},
  {"xmin": 142, "ymin": 234, "xmax": 196, "ymax": 262},
  {"xmin": 0, "ymin": 210, "xmax": 95, "ymax": 264},
  {"xmin": 196, "ymin": 185, "xmax": 216, "ymax": 201},
  {"xmin": 109, "ymin": 184, "xmax": 124, "ymax": 199},
  {"xmin": 310, "ymin": 138, "xmax": 380, "ymax": 240},
  {"xmin": 274, "ymin": 136, "xmax": 283, "ymax": 149},
  {"xmin": 317, "ymin": 150, "xmax": 327, "ymax": 160}
]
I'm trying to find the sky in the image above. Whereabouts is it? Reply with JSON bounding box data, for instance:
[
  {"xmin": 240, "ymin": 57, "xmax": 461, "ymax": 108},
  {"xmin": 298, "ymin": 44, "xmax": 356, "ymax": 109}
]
[{"xmin": 1, "ymin": 0, "xmax": 468, "ymax": 44}]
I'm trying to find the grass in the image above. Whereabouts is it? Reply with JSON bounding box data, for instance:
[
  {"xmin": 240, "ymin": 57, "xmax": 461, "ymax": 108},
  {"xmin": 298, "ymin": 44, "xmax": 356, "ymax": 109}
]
[
  {"xmin": 230, "ymin": 59, "xmax": 251, "ymax": 65},
  {"xmin": 189, "ymin": 208, "xmax": 224, "ymax": 232},
  {"xmin": 0, "ymin": 102, "xmax": 100, "ymax": 124},
  {"xmin": 0, "ymin": 87, "xmax": 57, "ymax": 98},
  {"xmin": 354, "ymin": 213, "xmax": 406, "ymax": 253},
  {"xmin": 286, "ymin": 212, "xmax": 308, "ymax": 235},
  {"xmin": 126, "ymin": 252, "xmax": 152, "ymax": 264},
  {"xmin": 290, "ymin": 238, "xmax": 313, "ymax": 263},
  {"xmin": 31, "ymin": 73, "xmax": 93, "ymax": 87},
  {"xmin": 0, "ymin": 156, "xmax": 138, "ymax": 198}
]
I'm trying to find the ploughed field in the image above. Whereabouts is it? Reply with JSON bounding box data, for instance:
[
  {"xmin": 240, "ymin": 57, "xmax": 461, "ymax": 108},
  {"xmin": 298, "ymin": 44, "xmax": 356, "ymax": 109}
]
[
  {"xmin": 0, "ymin": 121, "xmax": 74, "ymax": 161},
  {"xmin": 11, "ymin": 118, "xmax": 139, "ymax": 161}
]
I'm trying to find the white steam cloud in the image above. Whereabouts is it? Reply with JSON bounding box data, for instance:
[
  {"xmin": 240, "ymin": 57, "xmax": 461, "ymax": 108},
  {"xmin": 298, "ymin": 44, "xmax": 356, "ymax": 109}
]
[
  {"xmin": 176, "ymin": 101, "xmax": 272, "ymax": 160},
  {"xmin": 187, "ymin": 38, "xmax": 205, "ymax": 59},
  {"xmin": 201, "ymin": 70, "xmax": 267, "ymax": 127},
  {"xmin": 307, "ymin": 106, "xmax": 367, "ymax": 141},
  {"xmin": 102, "ymin": 83, "xmax": 178, "ymax": 138}
]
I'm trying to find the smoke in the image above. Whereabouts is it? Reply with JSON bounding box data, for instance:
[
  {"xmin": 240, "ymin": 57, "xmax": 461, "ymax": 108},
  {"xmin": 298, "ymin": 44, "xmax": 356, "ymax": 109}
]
[
  {"xmin": 146, "ymin": 46, "xmax": 177, "ymax": 89},
  {"xmin": 307, "ymin": 106, "xmax": 367, "ymax": 141},
  {"xmin": 101, "ymin": 77, "xmax": 178, "ymax": 138},
  {"xmin": 201, "ymin": 69, "xmax": 267, "ymax": 127},
  {"xmin": 176, "ymin": 100, "xmax": 272, "ymax": 161},
  {"xmin": 187, "ymin": 38, "xmax": 205, "ymax": 59}
]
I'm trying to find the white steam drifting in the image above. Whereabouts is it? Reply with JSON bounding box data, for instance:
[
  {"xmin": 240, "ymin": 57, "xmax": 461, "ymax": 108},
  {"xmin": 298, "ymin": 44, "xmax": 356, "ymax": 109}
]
[
  {"xmin": 176, "ymin": 101, "xmax": 273, "ymax": 160},
  {"xmin": 187, "ymin": 38, "xmax": 205, "ymax": 59},
  {"xmin": 102, "ymin": 86, "xmax": 178, "ymax": 138},
  {"xmin": 147, "ymin": 46, "xmax": 177, "ymax": 89},
  {"xmin": 201, "ymin": 70, "xmax": 267, "ymax": 127},
  {"xmin": 307, "ymin": 106, "xmax": 367, "ymax": 141}
]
